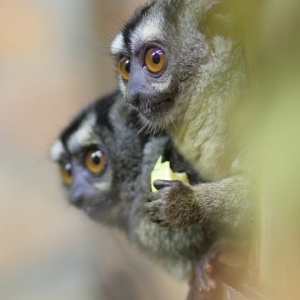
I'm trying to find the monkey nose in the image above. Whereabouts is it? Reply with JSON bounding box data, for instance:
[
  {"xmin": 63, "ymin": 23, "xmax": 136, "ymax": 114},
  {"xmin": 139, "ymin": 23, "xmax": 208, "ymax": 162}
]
[{"xmin": 69, "ymin": 189, "xmax": 84, "ymax": 208}]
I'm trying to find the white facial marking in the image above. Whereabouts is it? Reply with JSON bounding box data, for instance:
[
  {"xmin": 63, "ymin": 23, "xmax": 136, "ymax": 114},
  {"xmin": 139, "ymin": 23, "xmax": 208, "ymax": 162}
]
[
  {"xmin": 68, "ymin": 114, "xmax": 98, "ymax": 153},
  {"xmin": 151, "ymin": 76, "xmax": 172, "ymax": 92},
  {"xmin": 130, "ymin": 15, "xmax": 164, "ymax": 52},
  {"xmin": 94, "ymin": 181, "xmax": 112, "ymax": 192},
  {"xmin": 50, "ymin": 140, "xmax": 65, "ymax": 162},
  {"xmin": 111, "ymin": 33, "xmax": 124, "ymax": 55}
]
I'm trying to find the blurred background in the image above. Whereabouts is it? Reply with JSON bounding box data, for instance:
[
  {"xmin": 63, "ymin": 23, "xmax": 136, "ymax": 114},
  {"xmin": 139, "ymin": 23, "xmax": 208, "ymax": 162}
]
[
  {"xmin": 0, "ymin": 1, "xmax": 187, "ymax": 299},
  {"xmin": 1, "ymin": 0, "xmax": 300, "ymax": 299}
]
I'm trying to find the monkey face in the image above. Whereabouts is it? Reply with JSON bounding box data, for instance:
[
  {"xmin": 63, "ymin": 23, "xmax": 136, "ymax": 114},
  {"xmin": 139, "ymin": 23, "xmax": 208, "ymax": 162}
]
[
  {"xmin": 50, "ymin": 94, "xmax": 120, "ymax": 222},
  {"xmin": 117, "ymin": 41, "xmax": 177, "ymax": 124},
  {"xmin": 111, "ymin": 0, "xmax": 244, "ymax": 131},
  {"xmin": 110, "ymin": 1, "xmax": 214, "ymax": 127},
  {"xmin": 56, "ymin": 143, "xmax": 116, "ymax": 221},
  {"xmin": 51, "ymin": 91, "xmax": 146, "ymax": 223}
]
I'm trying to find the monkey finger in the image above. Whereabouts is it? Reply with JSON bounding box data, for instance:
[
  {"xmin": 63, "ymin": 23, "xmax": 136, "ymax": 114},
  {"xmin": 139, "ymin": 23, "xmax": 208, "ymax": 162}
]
[
  {"xmin": 153, "ymin": 179, "xmax": 172, "ymax": 190},
  {"xmin": 208, "ymin": 279, "xmax": 217, "ymax": 290},
  {"xmin": 148, "ymin": 210, "xmax": 165, "ymax": 223},
  {"xmin": 144, "ymin": 200, "xmax": 163, "ymax": 215},
  {"xmin": 194, "ymin": 261, "xmax": 217, "ymax": 294},
  {"xmin": 156, "ymin": 220, "xmax": 169, "ymax": 227},
  {"xmin": 143, "ymin": 203, "xmax": 155, "ymax": 214},
  {"xmin": 203, "ymin": 262, "xmax": 213, "ymax": 273},
  {"xmin": 144, "ymin": 191, "xmax": 161, "ymax": 202},
  {"xmin": 153, "ymin": 179, "xmax": 182, "ymax": 190},
  {"xmin": 150, "ymin": 216, "xmax": 166, "ymax": 224}
]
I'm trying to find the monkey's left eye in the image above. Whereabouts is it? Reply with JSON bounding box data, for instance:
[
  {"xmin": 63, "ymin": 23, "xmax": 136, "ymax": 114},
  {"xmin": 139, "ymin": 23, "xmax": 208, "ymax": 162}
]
[
  {"xmin": 85, "ymin": 149, "xmax": 106, "ymax": 175},
  {"xmin": 144, "ymin": 47, "xmax": 166, "ymax": 74},
  {"xmin": 60, "ymin": 163, "xmax": 72, "ymax": 186}
]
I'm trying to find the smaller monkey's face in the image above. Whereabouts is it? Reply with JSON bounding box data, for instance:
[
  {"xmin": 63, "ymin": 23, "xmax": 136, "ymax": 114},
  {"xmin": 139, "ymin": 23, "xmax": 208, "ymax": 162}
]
[
  {"xmin": 55, "ymin": 143, "xmax": 116, "ymax": 221},
  {"xmin": 51, "ymin": 106, "xmax": 117, "ymax": 222}
]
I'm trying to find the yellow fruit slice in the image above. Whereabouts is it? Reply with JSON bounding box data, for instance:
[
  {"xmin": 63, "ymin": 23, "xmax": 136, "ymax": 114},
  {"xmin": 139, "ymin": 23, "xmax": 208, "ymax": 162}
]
[{"xmin": 151, "ymin": 156, "xmax": 189, "ymax": 192}]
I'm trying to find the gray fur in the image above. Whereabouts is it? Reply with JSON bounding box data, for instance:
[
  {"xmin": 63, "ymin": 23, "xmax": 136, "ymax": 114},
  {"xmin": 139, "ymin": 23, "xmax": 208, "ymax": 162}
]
[
  {"xmin": 111, "ymin": 0, "xmax": 252, "ymax": 236},
  {"xmin": 51, "ymin": 91, "xmax": 207, "ymax": 279}
]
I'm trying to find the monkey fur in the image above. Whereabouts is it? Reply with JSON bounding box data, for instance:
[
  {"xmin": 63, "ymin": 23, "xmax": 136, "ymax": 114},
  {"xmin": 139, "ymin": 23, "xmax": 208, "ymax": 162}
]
[
  {"xmin": 50, "ymin": 90, "xmax": 213, "ymax": 281},
  {"xmin": 111, "ymin": 0, "xmax": 252, "ymax": 246},
  {"xmin": 111, "ymin": 0, "xmax": 253, "ymax": 297}
]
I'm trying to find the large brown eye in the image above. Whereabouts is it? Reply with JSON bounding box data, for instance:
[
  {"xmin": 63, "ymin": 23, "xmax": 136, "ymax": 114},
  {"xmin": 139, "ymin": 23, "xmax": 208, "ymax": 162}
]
[
  {"xmin": 119, "ymin": 56, "xmax": 130, "ymax": 81},
  {"xmin": 60, "ymin": 163, "xmax": 72, "ymax": 186},
  {"xmin": 85, "ymin": 149, "xmax": 105, "ymax": 175},
  {"xmin": 144, "ymin": 47, "xmax": 166, "ymax": 73}
]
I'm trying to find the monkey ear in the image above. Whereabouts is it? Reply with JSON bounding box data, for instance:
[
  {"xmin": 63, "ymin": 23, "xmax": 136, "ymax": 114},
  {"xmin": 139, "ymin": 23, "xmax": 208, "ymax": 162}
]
[{"xmin": 200, "ymin": 0, "xmax": 239, "ymax": 39}]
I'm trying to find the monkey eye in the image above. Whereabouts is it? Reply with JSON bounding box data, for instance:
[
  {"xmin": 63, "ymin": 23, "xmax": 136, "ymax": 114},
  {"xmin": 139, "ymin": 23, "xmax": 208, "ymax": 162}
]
[
  {"xmin": 84, "ymin": 148, "xmax": 106, "ymax": 175},
  {"xmin": 60, "ymin": 162, "xmax": 72, "ymax": 186},
  {"xmin": 119, "ymin": 56, "xmax": 131, "ymax": 80},
  {"xmin": 144, "ymin": 47, "xmax": 166, "ymax": 74}
]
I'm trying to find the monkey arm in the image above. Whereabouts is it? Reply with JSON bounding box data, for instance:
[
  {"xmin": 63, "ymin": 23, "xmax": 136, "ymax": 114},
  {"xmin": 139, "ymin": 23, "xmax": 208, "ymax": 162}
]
[
  {"xmin": 144, "ymin": 174, "xmax": 252, "ymax": 231},
  {"xmin": 144, "ymin": 176, "xmax": 252, "ymax": 298}
]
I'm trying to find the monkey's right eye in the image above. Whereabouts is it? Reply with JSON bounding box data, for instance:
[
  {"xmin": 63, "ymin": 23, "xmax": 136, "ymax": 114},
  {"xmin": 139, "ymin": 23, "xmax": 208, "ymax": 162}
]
[
  {"xmin": 60, "ymin": 163, "xmax": 72, "ymax": 186},
  {"xmin": 119, "ymin": 57, "xmax": 130, "ymax": 81}
]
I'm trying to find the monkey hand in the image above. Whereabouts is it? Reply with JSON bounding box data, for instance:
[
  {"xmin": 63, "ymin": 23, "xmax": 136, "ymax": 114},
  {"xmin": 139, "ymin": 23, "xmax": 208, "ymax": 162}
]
[
  {"xmin": 144, "ymin": 180, "xmax": 200, "ymax": 227},
  {"xmin": 187, "ymin": 239, "xmax": 248, "ymax": 300}
]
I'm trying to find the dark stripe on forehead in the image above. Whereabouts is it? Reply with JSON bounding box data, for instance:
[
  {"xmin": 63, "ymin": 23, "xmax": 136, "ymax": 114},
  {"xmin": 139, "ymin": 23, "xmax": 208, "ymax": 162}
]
[{"xmin": 122, "ymin": 1, "xmax": 155, "ymax": 51}]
